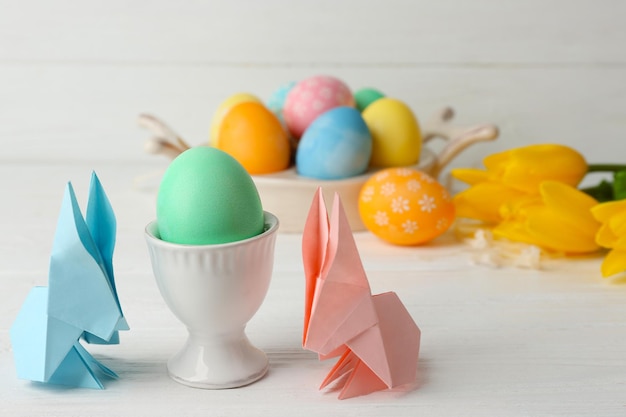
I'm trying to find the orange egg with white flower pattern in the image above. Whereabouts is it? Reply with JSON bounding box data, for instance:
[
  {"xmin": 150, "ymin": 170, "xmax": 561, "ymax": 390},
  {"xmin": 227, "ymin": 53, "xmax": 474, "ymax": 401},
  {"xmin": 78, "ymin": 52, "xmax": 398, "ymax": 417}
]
[{"xmin": 358, "ymin": 167, "xmax": 455, "ymax": 245}]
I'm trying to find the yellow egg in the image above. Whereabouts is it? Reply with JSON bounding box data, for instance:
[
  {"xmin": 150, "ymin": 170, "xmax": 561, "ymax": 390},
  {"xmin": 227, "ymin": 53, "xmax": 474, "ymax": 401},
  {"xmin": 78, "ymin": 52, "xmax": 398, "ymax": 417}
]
[
  {"xmin": 362, "ymin": 98, "xmax": 422, "ymax": 168},
  {"xmin": 358, "ymin": 167, "xmax": 455, "ymax": 245},
  {"xmin": 210, "ymin": 93, "xmax": 261, "ymax": 147}
]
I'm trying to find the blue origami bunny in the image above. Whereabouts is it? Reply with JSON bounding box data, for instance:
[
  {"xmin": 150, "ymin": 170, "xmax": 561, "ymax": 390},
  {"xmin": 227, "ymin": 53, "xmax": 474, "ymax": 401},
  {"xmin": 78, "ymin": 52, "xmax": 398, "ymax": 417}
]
[{"xmin": 10, "ymin": 172, "xmax": 128, "ymax": 389}]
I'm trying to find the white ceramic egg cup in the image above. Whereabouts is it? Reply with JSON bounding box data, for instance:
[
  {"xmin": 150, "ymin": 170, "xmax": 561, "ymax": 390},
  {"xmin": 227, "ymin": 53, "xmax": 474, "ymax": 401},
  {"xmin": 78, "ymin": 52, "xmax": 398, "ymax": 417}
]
[{"xmin": 145, "ymin": 212, "xmax": 279, "ymax": 389}]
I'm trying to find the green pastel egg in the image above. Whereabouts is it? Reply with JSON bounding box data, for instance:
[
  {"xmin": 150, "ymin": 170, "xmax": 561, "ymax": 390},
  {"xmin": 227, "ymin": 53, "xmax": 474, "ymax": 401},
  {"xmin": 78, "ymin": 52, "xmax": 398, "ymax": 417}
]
[
  {"xmin": 157, "ymin": 147, "xmax": 265, "ymax": 245},
  {"xmin": 354, "ymin": 88, "xmax": 385, "ymax": 112}
]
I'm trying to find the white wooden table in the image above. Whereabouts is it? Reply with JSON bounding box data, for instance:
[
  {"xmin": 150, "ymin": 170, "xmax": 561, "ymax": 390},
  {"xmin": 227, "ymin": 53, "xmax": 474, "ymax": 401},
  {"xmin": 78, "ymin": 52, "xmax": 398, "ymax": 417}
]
[{"xmin": 1, "ymin": 161, "xmax": 625, "ymax": 416}]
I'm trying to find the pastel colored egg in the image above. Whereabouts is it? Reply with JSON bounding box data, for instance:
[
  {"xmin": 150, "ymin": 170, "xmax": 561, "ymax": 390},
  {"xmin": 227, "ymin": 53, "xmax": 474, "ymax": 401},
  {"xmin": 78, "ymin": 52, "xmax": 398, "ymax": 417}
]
[
  {"xmin": 354, "ymin": 87, "xmax": 385, "ymax": 112},
  {"xmin": 295, "ymin": 107, "xmax": 372, "ymax": 180},
  {"xmin": 210, "ymin": 93, "xmax": 261, "ymax": 147},
  {"xmin": 283, "ymin": 75, "xmax": 355, "ymax": 139},
  {"xmin": 266, "ymin": 81, "xmax": 296, "ymax": 123},
  {"xmin": 157, "ymin": 147, "xmax": 265, "ymax": 245},
  {"xmin": 218, "ymin": 101, "xmax": 291, "ymax": 175},
  {"xmin": 362, "ymin": 98, "xmax": 422, "ymax": 168},
  {"xmin": 358, "ymin": 167, "xmax": 455, "ymax": 245}
]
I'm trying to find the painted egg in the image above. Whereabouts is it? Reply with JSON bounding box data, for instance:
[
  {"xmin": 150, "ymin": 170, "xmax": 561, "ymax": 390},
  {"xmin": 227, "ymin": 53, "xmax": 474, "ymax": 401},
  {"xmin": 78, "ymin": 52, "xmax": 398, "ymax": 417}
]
[
  {"xmin": 218, "ymin": 101, "xmax": 291, "ymax": 175},
  {"xmin": 354, "ymin": 87, "xmax": 385, "ymax": 112},
  {"xmin": 283, "ymin": 75, "xmax": 355, "ymax": 139},
  {"xmin": 157, "ymin": 147, "xmax": 265, "ymax": 245},
  {"xmin": 359, "ymin": 167, "xmax": 455, "ymax": 245},
  {"xmin": 266, "ymin": 81, "xmax": 296, "ymax": 124},
  {"xmin": 295, "ymin": 107, "xmax": 372, "ymax": 180},
  {"xmin": 362, "ymin": 98, "xmax": 422, "ymax": 168},
  {"xmin": 210, "ymin": 93, "xmax": 261, "ymax": 147}
]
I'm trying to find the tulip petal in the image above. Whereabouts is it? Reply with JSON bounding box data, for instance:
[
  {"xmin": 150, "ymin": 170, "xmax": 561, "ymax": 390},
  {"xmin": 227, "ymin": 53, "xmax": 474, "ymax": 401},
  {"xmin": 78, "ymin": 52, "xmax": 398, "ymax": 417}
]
[
  {"xmin": 499, "ymin": 194, "xmax": 542, "ymax": 220},
  {"xmin": 539, "ymin": 181, "xmax": 600, "ymax": 234},
  {"xmin": 524, "ymin": 206, "xmax": 599, "ymax": 253},
  {"xmin": 591, "ymin": 199, "xmax": 626, "ymax": 222},
  {"xmin": 483, "ymin": 150, "xmax": 512, "ymax": 174},
  {"xmin": 493, "ymin": 220, "xmax": 538, "ymax": 247},
  {"xmin": 616, "ymin": 235, "xmax": 626, "ymax": 250},
  {"xmin": 454, "ymin": 183, "xmax": 526, "ymax": 223},
  {"xmin": 454, "ymin": 193, "xmax": 498, "ymax": 223},
  {"xmin": 600, "ymin": 248, "xmax": 626, "ymax": 277},
  {"xmin": 486, "ymin": 145, "xmax": 587, "ymax": 194},
  {"xmin": 596, "ymin": 223, "xmax": 619, "ymax": 248},
  {"xmin": 609, "ymin": 210, "xmax": 626, "ymax": 237},
  {"xmin": 450, "ymin": 168, "xmax": 490, "ymax": 185},
  {"xmin": 592, "ymin": 200, "xmax": 626, "ymax": 250}
]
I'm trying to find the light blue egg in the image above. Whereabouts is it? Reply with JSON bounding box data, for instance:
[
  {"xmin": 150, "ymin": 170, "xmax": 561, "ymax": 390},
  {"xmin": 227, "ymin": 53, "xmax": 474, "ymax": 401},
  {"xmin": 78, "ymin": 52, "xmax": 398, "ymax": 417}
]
[
  {"xmin": 267, "ymin": 81, "xmax": 296, "ymax": 124},
  {"xmin": 296, "ymin": 106, "xmax": 372, "ymax": 180}
]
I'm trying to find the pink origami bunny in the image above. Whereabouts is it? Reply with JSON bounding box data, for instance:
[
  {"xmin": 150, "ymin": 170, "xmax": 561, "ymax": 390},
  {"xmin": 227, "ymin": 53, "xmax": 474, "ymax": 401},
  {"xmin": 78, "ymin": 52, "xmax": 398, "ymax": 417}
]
[{"xmin": 302, "ymin": 188, "xmax": 421, "ymax": 399}]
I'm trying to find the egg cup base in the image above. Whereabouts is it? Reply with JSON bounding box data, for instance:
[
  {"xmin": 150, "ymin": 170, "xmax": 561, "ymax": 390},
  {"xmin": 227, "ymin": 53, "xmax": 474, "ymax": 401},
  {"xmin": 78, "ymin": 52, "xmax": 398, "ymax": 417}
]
[{"xmin": 167, "ymin": 329, "xmax": 269, "ymax": 389}]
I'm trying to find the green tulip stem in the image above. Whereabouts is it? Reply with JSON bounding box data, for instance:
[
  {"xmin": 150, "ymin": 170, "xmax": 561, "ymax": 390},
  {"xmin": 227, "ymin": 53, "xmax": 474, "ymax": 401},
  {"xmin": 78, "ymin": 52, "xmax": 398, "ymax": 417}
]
[
  {"xmin": 582, "ymin": 166, "xmax": 626, "ymax": 202},
  {"xmin": 587, "ymin": 164, "xmax": 626, "ymax": 173}
]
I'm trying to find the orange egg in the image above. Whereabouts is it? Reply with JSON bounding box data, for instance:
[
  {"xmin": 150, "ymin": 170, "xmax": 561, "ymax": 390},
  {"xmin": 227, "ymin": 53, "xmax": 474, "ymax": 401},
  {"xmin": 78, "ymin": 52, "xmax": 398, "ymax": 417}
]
[
  {"xmin": 218, "ymin": 101, "xmax": 291, "ymax": 174},
  {"xmin": 209, "ymin": 93, "xmax": 261, "ymax": 148},
  {"xmin": 358, "ymin": 167, "xmax": 455, "ymax": 245}
]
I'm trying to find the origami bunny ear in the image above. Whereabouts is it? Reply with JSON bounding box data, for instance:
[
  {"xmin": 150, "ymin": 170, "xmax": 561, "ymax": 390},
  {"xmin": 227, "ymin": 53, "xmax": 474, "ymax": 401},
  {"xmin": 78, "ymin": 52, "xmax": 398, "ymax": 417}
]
[
  {"xmin": 84, "ymin": 172, "xmax": 129, "ymax": 343},
  {"xmin": 47, "ymin": 182, "xmax": 123, "ymax": 342},
  {"xmin": 302, "ymin": 188, "xmax": 330, "ymax": 344},
  {"xmin": 86, "ymin": 172, "xmax": 116, "ymax": 291},
  {"xmin": 302, "ymin": 191, "xmax": 379, "ymax": 356}
]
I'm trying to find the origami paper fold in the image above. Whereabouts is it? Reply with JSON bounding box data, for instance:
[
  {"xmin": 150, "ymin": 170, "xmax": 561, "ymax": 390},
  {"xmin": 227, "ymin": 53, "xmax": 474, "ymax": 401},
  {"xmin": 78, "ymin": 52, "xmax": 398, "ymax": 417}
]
[
  {"xmin": 10, "ymin": 172, "xmax": 128, "ymax": 388},
  {"xmin": 302, "ymin": 188, "xmax": 420, "ymax": 399}
]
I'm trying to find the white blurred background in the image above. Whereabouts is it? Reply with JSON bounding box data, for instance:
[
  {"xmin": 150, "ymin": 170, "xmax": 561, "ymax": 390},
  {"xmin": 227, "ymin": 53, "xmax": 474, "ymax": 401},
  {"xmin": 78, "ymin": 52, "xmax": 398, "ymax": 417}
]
[{"xmin": 1, "ymin": 0, "xmax": 625, "ymax": 172}]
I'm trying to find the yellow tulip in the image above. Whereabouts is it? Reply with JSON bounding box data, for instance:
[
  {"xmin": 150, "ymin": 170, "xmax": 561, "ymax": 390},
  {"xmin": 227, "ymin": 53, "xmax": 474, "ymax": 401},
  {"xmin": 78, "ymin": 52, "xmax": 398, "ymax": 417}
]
[
  {"xmin": 452, "ymin": 144, "xmax": 588, "ymax": 224},
  {"xmin": 591, "ymin": 199, "xmax": 626, "ymax": 277},
  {"xmin": 484, "ymin": 144, "xmax": 587, "ymax": 192},
  {"xmin": 493, "ymin": 181, "xmax": 601, "ymax": 254},
  {"xmin": 453, "ymin": 182, "xmax": 527, "ymax": 223}
]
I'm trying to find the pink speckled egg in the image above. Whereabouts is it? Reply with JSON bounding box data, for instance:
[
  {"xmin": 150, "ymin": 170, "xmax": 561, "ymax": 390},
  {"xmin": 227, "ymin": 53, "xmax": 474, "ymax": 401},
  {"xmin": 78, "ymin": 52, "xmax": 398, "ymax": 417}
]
[{"xmin": 283, "ymin": 75, "xmax": 355, "ymax": 139}]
